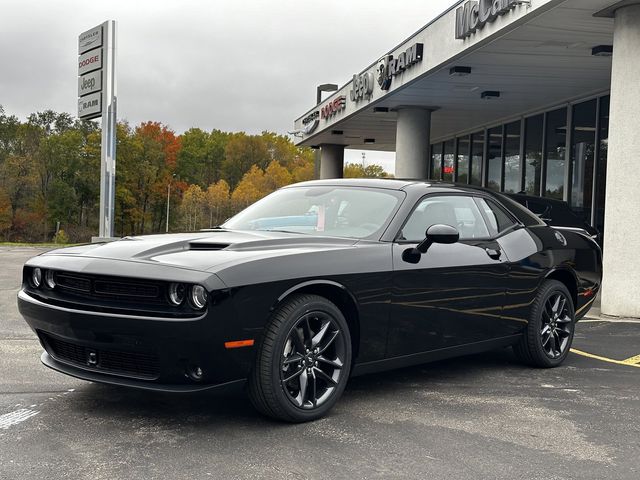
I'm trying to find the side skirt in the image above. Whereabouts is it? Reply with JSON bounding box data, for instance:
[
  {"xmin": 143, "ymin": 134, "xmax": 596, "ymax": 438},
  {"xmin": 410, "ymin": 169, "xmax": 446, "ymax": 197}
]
[{"xmin": 351, "ymin": 335, "xmax": 522, "ymax": 377}]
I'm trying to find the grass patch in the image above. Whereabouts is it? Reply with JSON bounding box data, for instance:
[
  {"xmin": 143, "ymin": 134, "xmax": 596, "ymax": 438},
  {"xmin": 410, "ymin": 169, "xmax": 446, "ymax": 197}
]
[{"xmin": 0, "ymin": 242, "xmax": 82, "ymax": 248}]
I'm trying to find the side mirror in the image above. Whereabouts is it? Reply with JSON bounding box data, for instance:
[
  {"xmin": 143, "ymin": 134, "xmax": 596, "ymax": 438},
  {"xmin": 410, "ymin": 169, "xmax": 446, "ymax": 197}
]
[{"xmin": 402, "ymin": 224, "xmax": 460, "ymax": 264}]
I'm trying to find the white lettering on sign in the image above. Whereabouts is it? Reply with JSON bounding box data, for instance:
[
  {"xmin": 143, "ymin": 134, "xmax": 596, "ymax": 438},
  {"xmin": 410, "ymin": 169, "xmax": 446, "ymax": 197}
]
[
  {"xmin": 78, "ymin": 49, "xmax": 103, "ymax": 76},
  {"xmin": 455, "ymin": 0, "xmax": 520, "ymax": 39},
  {"xmin": 78, "ymin": 70, "xmax": 102, "ymax": 97},
  {"xmin": 78, "ymin": 91, "xmax": 102, "ymax": 119}
]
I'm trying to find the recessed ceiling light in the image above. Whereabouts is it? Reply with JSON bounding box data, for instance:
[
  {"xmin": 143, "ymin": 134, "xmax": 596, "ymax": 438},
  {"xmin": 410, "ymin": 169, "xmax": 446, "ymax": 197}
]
[
  {"xmin": 449, "ymin": 66, "xmax": 472, "ymax": 76},
  {"xmin": 591, "ymin": 45, "xmax": 613, "ymax": 56},
  {"xmin": 481, "ymin": 91, "xmax": 500, "ymax": 100}
]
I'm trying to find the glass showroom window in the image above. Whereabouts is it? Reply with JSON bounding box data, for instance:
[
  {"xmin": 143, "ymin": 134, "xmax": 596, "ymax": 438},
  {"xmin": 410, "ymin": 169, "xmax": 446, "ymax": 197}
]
[
  {"xmin": 486, "ymin": 126, "xmax": 503, "ymax": 191},
  {"xmin": 470, "ymin": 131, "xmax": 484, "ymax": 186},
  {"xmin": 594, "ymin": 95, "xmax": 610, "ymax": 233},
  {"xmin": 503, "ymin": 120, "xmax": 522, "ymax": 193},
  {"xmin": 544, "ymin": 107, "xmax": 568, "ymax": 200},
  {"xmin": 570, "ymin": 99, "xmax": 597, "ymax": 223},
  {"xmin": 524, "ymin": 114, "xmax": 543, "ymax": 196},
  {"xmin": 456, "ymin": 136, "xmax": 470, "ymax": 184},
  {"xmin": 430, "ymin": 142, "xmax": 443, "ymax": 180},
  {"xmin": 443, "ymin": 139, "xmax": 455, "ymax": 182}
]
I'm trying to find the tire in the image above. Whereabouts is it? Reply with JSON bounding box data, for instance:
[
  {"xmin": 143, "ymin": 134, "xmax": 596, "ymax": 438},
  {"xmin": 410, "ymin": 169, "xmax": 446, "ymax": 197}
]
[
  {"xmin": 248, "ymin": 294, "xmax": 352, "ymax": 422},
  {"xmin": 513, "ymin": 279, "xmax": 576, "ymax": 368}
]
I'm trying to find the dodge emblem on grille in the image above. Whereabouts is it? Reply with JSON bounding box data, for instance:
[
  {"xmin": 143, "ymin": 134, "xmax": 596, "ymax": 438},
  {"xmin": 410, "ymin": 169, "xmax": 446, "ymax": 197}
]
[{"xmin": 87, "ymin": 351, "xmax": 98, "ymax": 366}]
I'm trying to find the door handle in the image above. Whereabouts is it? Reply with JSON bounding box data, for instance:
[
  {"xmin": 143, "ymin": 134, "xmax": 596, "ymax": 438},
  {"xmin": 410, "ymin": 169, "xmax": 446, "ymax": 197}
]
[{"xmin": 485, "ymin": 248, "xmax": 501, "ymax": 260}]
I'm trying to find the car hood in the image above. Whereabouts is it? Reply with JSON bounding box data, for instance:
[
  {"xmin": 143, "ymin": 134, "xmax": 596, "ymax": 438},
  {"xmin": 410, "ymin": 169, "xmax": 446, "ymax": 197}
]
[{"xmin": 42, "ymin": 230, "xmax": 360, "ymax": 272}]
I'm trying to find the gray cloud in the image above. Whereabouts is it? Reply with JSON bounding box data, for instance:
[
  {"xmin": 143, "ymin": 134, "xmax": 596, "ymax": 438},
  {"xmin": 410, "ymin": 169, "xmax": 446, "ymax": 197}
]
[{"xmin": 1, "ymin": 0, "xmax": 456, "ymax": 169}]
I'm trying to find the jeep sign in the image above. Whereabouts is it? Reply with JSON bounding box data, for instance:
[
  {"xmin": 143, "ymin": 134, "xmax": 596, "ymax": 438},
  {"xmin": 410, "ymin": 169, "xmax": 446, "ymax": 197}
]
[
  {"xmin": 78, "ymin": 70, "xmax": 102, "ymax": 97},
  {"xmin": 455, "ymin": 0, "xmax": 520, "ymax": 39}
]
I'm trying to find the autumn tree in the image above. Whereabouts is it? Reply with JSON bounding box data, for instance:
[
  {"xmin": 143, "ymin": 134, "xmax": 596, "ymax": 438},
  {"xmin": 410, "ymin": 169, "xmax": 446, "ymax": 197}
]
[
  {"xmin": 181, "ymin": 184, "xmax": 206, "ymax": 231},
  {"xmin": 343, "ymin": 162, "xmax": 389, "ymax": 178},
  {"xmin": 205, "ymin": 180, "xmax": 230, "ymax": 228}
]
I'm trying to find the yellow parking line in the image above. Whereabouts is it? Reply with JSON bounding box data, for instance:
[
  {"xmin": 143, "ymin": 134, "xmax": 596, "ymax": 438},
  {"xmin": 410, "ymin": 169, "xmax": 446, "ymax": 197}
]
[
  {"xmin": 570, "ymin": 348, "xmax": 640, "ymax": 368},
  {"xmin": 621, "ymin": 354, "xmax": 640, "ymax": 365}
]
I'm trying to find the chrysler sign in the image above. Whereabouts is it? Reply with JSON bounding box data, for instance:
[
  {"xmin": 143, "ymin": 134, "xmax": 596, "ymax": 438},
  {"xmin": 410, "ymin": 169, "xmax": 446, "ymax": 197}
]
[{"xmin": 455, "ymin": 0, "xmax": 521, "ymax": 39}]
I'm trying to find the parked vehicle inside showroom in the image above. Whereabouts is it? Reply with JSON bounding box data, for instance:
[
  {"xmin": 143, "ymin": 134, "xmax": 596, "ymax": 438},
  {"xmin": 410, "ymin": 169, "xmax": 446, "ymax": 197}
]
[
  {"xmin": 18, "ymin": 179, "xmax": 602, "ymax": 422},
  {"xmin": 506, "ymin": 193, "xmax": 601, "ymax": 245}
]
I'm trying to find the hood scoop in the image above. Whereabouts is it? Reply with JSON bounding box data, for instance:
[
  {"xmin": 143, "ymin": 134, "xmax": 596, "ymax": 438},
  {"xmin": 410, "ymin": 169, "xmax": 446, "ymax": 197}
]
[{"xmin": 188, "ymin": 242, "xmax": 231, "ymax": 251}]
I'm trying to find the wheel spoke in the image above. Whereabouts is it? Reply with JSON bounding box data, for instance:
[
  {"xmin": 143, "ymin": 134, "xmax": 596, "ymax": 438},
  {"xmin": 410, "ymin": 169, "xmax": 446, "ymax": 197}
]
[
  {"xmin": 557, "ymin": 315, "xmax": 572, "ymax": 324},
  {"xmin": 311, "ymin": 319, "xmax": 331, "ymax": 347},
  {"xmin": 318, "ymin": 355, "xmax": 343, "ymax": 369},
  {"xmin": 552, "ymin": 331, "xmax": 561, "ymax": 356},
  {"xmin": 283, "ymin": 366, "xmax": 304, "ymax": 383},
  {"xmin": 296, "ymin": 369, "xmax": 309, "ymax": 407},
  {"xmin": 313, "ymin": 367, "xmax": 338, "ymax": 386},
  {"xmin": 318, "ymin": 330, "xmax": 340, "ymax": 354},
  {"xmin": 283, "ymin": 353, "xmax": 303, "ymax": 365},
  {"xmin": 556, "ymin": 328, "xmax": 570, "ymax": 338},
  {"xmin": 303, "ymin": 315, "xmax": 313, "ymax": 345},
  {"xmin": 542, "ymin": 331, "xmax": 552, "ymax": 347},
  {"xmin": 551, "ymin": 294, "xmax": 561, "ymax": 315},
  {"xmin": 291, "ymin": 327, "xmax": 306, "ymax": 353},
  {"xmin": 541, "ymin": 324, "xmax": 551, "ymax": 336},
  {"xmin": 558, "ymin": 297, "xmax": 567, "ymax": 316},
  {"xmin": 310, "ymin": 370, "xmax": 317, "ymax": 407}
]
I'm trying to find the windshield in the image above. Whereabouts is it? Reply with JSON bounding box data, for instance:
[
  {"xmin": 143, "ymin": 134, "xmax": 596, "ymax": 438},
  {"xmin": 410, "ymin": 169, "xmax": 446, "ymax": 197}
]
[{"xmin": 222, "ymin": 186, "xmax": 404, "ymax": 239}]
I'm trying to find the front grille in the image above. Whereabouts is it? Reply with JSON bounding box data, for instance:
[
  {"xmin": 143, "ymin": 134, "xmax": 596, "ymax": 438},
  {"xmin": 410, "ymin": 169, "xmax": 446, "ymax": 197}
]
[
  {"xmin": 94, "ymin": 280, "xmax": 160, "ymax": 298},
  {"xmin": 54, "ymin": 272, "xmax": 164, "ymax": 305},
  {"xmin": 41, "ymin": 332, "xmax": 160, "ymax": 380},
  {"xmin": 56, "ymin": 274, "xmax": 91, "ymax": 292}
]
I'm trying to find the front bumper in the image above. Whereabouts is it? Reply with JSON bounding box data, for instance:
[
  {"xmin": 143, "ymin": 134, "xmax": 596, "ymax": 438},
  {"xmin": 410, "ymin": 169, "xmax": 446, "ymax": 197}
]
[{"xmin": 18, "ymin": 290, "xmax": 248, "ymax": 391}]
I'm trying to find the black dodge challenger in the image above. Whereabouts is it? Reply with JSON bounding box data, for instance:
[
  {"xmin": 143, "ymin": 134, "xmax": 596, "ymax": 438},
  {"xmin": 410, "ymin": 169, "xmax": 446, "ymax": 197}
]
[{"xmin": 18, "ymin": 179, "xmax": 602, "ymax": 422}]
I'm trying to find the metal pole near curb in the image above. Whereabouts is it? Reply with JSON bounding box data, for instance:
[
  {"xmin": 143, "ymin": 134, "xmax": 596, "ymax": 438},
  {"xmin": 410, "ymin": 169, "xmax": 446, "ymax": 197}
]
[{"xmin": 78, "ymin": 20, "xmax": 117, "ymax": 242}]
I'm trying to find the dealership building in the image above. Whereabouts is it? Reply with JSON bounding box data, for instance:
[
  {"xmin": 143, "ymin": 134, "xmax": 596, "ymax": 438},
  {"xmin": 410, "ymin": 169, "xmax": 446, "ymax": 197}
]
[{"xmin": 293, "ymin": 0, "xmax": 640, "ymax": 317}]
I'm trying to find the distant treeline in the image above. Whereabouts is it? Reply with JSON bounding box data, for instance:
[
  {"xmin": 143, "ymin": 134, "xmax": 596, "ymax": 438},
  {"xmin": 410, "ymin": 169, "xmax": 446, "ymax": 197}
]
[{"xmin": 0, "ymin": 105, "xmax": 388, "ymax": 243}]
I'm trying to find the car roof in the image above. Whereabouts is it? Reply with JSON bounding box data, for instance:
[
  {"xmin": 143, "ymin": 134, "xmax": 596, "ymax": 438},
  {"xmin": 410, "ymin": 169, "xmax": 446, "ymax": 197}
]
[{"xmin": 285, "ymin": 178, "xmax": 501, "ymax": 195}]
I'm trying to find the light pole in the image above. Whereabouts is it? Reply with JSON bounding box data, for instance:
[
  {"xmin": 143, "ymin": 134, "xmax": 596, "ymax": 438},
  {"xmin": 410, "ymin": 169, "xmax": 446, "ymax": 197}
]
[
  {"xmin": 166, "ymin": 173, "xmax": 176, "ymax": 234},
  {"xmin": 315, "ymin": 84, "xmax": 339, "ymax": 178}
]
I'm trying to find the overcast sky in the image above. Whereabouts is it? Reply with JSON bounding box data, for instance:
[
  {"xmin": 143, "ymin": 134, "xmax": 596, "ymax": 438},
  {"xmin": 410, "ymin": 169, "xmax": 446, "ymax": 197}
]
[{"xmin": 1, "ymin": 0, "xmax": 457, "ymax": 171}]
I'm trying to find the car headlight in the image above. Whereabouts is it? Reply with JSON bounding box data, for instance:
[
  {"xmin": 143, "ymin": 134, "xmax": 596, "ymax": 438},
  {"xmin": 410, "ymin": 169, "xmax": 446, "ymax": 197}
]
[
  {"xmin": 44, "ymin": 270, "xmax": 56, "ymax": 289},
  {"xmin": 31, "ymin": 268, "xmax": 42, "ymax": 288},
  {"xmin": 168, "ymin": 283, "xmax": 186, "ymax": 306},
  {"xmin": 190, "ymin": 285, "xmax": 208, "ymax": 310}
]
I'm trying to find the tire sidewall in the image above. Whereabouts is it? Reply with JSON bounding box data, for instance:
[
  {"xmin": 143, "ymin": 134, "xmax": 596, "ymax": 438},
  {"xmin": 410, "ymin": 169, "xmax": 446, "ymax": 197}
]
[{"xmin": 268, "ymin": 296, "xmax": 352, "ymax": 422}]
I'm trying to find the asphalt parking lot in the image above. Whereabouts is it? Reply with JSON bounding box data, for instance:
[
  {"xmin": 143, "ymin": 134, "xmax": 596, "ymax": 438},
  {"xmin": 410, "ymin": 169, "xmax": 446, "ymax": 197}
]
[{"xmin": 1, "ymin": 247, "xmax": 638, "ymax": 480}]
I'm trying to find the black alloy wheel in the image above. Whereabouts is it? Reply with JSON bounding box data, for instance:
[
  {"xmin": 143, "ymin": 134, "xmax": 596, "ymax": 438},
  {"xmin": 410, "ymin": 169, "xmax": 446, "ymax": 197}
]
[
  {"xmin": 540, "ymin": 292, "xmax": 573, "ymax": 359},
  {"xmin": 513, "ymin": 279, "xmax": 576, "ymax": 368},
  {"xmin": 248, "ymin": 294, "xmax": 352, "ymax": 422}
]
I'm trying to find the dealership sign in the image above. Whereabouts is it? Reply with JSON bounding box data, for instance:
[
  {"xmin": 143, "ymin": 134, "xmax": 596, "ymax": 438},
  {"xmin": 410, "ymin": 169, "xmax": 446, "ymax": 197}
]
[
  {"xmin": 78, "ymin": 25, "xmax": 103, "ymax": 54},
  {"xmin": 78, "ymin": 92, "xmax": 102, "ymax": 118},
  {"xmin": 78, "ymin": 69, "xmax": 102, "ymax": 96},
  {"xmin": 349, "ymin": 72, "xmax": 375, "ymax": 103},
  {"xmin": 77, "ymin": 24, "xmax": 105, "ymax": 120},
  {"xmin": 377, "ymin": 43, "xmax": 423, "ymax": 91},
  {"xmin": 321, "ymin": 96, "xmax": 346, "ymax": 120},
  {"xmin": 302, "ymin": 111, "xmax": 320, "ymax": 134},
  {"xmin": 455, "ymin": 0, "xmax": 520, "ymax": 39}
]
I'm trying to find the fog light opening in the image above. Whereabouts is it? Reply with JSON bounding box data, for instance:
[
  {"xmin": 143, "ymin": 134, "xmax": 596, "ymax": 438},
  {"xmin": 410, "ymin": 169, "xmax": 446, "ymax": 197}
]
[{"xmin": 186, "ymin": 365, "xmax": 204, "ymax": 382}]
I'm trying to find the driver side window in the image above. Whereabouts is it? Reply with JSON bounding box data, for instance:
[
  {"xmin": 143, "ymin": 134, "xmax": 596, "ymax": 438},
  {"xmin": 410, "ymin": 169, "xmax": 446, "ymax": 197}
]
[{"xmin": 399, "ymin": 195, "xmax": 490, "ymax": 242}]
